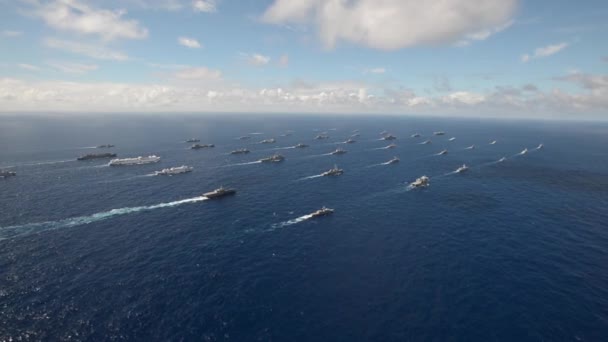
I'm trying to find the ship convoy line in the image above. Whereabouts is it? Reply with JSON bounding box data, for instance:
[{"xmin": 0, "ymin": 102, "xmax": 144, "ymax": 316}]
[{"xmin": 0, "ymin": 131, "xmax": 543, "ymax": 237}]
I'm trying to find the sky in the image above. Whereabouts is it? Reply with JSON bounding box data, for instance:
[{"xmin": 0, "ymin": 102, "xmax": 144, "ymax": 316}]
[{"xmin": 0, "ymin": 0, "xmax": 607, "ymax": 119}]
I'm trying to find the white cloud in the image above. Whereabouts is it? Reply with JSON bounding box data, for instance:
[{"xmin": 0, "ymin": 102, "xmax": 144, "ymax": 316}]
[
  {"xmin": 262, "ymin": 0, "xmax": 517, "ymax": 50},
  {"xmin": 2, "ymin": 72, "xmax": 607, "ymax": 118},
  {"xmin": 17, "ymin": 63, "xmax": 41, "ymax": 71},
  {"xmin": 192, "ymin": 0, "xmax": 216, "ymax": 13},
  {"xmin": 29, "ymin": 0, "xmax": 148, "ymax": 41},
  {"xmin": 178, "ymin": 37, "xmax": 202, "ymax": 48},
  {"xmin": 47, "ymin": 62, "xmax": 99, "ymax": 74},
  {"xmin": 243, "ymin": 53, "xmax": 271, "ymax": 66},
  {"xmin": 521, "ymin": 42, "xmax": 569, "ymax": 62},
  {"xmin": 365, "ymin": 67, "xmax": 386, "ymax": 74},
  {"xmin": 1, "ymin": 30, "xmax": 23, "ymax": 37},
  {"xmin": 44, "ymin": 38, "xmax": 129, "ymax": 61},
  {"xmin": 173, "ymin": 67, "xmax": 222, "ymax": 81}
]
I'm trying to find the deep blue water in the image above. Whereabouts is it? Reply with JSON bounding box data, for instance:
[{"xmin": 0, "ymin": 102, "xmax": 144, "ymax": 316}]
[{"xmin": 1, "ymin": 114, "xmax": 607, "ymax": 341}]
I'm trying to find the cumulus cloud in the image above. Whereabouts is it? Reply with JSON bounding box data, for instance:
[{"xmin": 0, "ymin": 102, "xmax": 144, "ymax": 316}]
[
  {"xmin": 192, "ymin": 0, "xmax": 216, "ymax": 12},
  {"xmin": 29, "ymin": 0, "xmax": 148, "ymax": 41},
  {"xmin": 44, "ymin": 38, "xmax": 129, "ymax": 61},
  {"xmin": 1, "ymin": 72, "xmax": 607, "ymax": 118},
  {"xmin": 178, "ymin": 37, "xmax": 202, "ymax": 48},
  {"xmin": 243, "ymin": 53, "xmax": 271, "ymax": 66},
  {"xmin": 262, "ymin": 0, "xmax": 517, "ymax": 50},
  {"xmin": 521, "ymin": 42, "xmax": 569, "ymax": 62}
]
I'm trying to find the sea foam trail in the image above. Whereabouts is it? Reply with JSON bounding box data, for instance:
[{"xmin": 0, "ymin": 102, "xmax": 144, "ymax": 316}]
[
  {"xmin": 296, "ymin": 174, "xmax": 324, "ymax": 181},
  {"xmin": 272, "ymin": 214, "xmax": 314, "ymax": 229},
  {"xmin": 3, "ymin": 159, "xmax": 75, "ymax": 169},
  {"xmin": 0, "ymin": 196, "xmax": 208, "ymax": 240},
  {"xmin": 219, "ymin": 160, "xmax": 262, "ymax": 168}
]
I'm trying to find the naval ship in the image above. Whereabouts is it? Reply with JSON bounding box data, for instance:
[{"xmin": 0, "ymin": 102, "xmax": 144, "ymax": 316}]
[
  {"xmin": 259, "ymin": 154, "xmax": 284, "ymax": 163},
  {"xmin": 186, "ymin": 138, "xmax": 200, "ymax": 143},
  {"xmin": 434, "ymin": 131, "xmax": 445, "ymax": 136},
  {"xmin": 260, "ymin": 138, "xmax": 276, "ymax": 144},
  {"xmin": 386, "ymin": 156, "xmax": 400, "ymax": 164},
  {"xmin": 230, "ymin": 148, "xmax": 250, "ymax": 155},
  {"xmin": 77, "ymin": 153, "xmax": 117, "ymax": 161},
  {"xmin": 331, "ymin": 148, "xmax": 347, "ymax": 155},
  {"xmin": 409, "ymin": 176, "xmax": 430, "ymax": 188},
  {"xmin": 203, "ymin": 187, "xmax": 236, "ymax": 199},
  {"xmin": 109, "ymin": 155, "xmax": 160, "ymax": 166},
  {"xmin": 294, "ymin": 143, "xmax": 309, "ymax": 148},
  {"xmin": 0, "ymin": 170, "xmax": 16, "ymax": 178},
  {"xmin": 438, "ymin": 149, "xmax": 448, "ymax": 155},
  {"xmin": 310, "ymin": 207, "xmax": 334, "ymax": 218},
  {"xmin": 154, "ymin": 166, "xmax": 193, "ymax": 176},
  {"xmin": 411, "ymin": 133, "xmax": 421, "ymax": 138},
  {"xmin": 191, "ymin": 144, "xmax": 215, "ymax": 149},
  {"xmin": 96, "ymin": 144, "xmax": 115, "ymax": 148},
  {"xmin": 321, "ymin": 165, "xmax": 344, "ymax": 176},
  {"xmin": 382, "ymin": 134, "xmax": 397, "ymax": 141},
  {"xmin": 455, "ymin": 164, "xmax": 469, "ymax": 173}
]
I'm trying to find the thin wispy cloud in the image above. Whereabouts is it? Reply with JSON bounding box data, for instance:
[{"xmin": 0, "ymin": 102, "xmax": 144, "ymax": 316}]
[
  {"xmin": 17, "ymin": 63, "xmax": 40, "ymax": 71},
  {"xmin": 44, "ymin": 38, "xmax": 129, "ymax": 61},
  {"xmin": 178, "ymin": 37, "xmax": 202, "ymax": 49},
  {"xmin": 521, "ymin": 42, "xmax": 569, "ymax": 62},
  {"xmin": 1, "ymin": 30, "xmax": 23, "ymax": 37},
  {"xmin": 47, "ymin": 62, "xmax": 99, "ymax": 74},
  {"xmin": 365, "ymin": 68, "xmax": 387, "ymax": 74}
]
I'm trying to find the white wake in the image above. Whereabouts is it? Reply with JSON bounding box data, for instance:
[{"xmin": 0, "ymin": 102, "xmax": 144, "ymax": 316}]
[
  {"xmin": 0, "ymin": 196, "xmax": 208, "ymax": 239},
  {"xmin": 272, "ymin": 214, "xmax": 314, "ymax": 229}
]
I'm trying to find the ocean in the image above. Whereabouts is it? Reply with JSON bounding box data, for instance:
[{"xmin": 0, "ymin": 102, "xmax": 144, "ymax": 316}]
[{"xmin": 1, "ymin": 114, "xmax": 607, "ymax": 341}]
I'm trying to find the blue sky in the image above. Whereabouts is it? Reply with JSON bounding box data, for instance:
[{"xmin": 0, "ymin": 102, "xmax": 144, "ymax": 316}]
[{"xmin": 0, "ymin": 0, "xmax": 607, "ymax": 118}]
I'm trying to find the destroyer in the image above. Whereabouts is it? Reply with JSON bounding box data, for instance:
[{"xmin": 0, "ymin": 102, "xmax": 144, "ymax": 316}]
[
  {"xmin": 260, "ymin": 138, "xmax": 276, "ymax": 144},
  {"xmin": 434, "ymin": 131, "xmax": 445, "ymax": 136},
  {"xmin": 203, "ymin": 186, "xmax": 236, "ymax": 199},
  {"xmin": 386, "ymin": 156, "xmax": 400, "ymax": 164},
  {"xmin": 455, "ymin": 164, "xmax": 469, "ymax": 173},
  {"xmin": 109, "ymin": 155, "xmax": 160, "ymax": 166},
  {"xmin": 191, "ymin": 144, "xmax": 214, "ymax": 149},
  {"xmin": 77, "ymin": 153, "xmax": 116, "ymax": 161},
  {"xmin": 321, "ymin": 165, "xmax": 344, "ymax": 176},
  {"xmin": 409, "ymin": 176, "xmax": 430, "ymax": 188},
  {"xmin": 155, "ymin": 165, "xmax": 193, "ymax": 176},
  {"xmin": 230, "ymin": 148, "xmax": 250, "ymax": 155},
  {"xmin": 331, "ymin": 148, "xmax": 347, "ymax": 155},
  {"xmin": 315, "ymin": 134, "xmax": 329, "ymax": 140},
  {"xmin": 0, "ymin": 170, "xmax": 16, "ymax": 178},
  {"xmin": 411, "ymin": 133, "xmax": 421, "ymax": 138},
  {"xmin": 259, "ymin": 154, "xmax": 284, "ymax": 163},
  {"xmin": 186, "ymin": 138, "xmax": 200, "ymax": 143},
  {"xmin": 311, "ymin": 207, "xmax": 334, "ymax": 218},
  {"xmin": 382, "ymin": 134, "xmax": 397, "ymax": 141},
  {"xmin": 96, "ymin": 144, "xmax": 114, "ymax": 148},
  {"xmin": 294, "ymin": 143, "xmax": 309, "ymax": 148}
]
